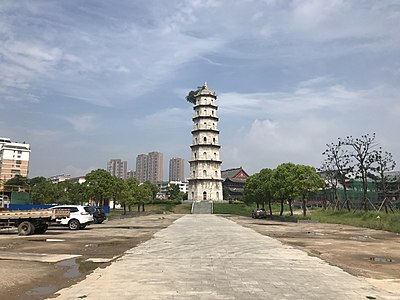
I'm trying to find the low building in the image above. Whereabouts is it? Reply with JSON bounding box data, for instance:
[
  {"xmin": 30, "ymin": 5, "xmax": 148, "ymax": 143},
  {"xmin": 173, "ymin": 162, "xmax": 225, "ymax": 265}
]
[
  {"xmin": 157, "ymin": 180, "xmax": 188, "ymax": 199},
  {"xmin": 221, "ymin": 167, "xmax": 250, "ymax": 200}
]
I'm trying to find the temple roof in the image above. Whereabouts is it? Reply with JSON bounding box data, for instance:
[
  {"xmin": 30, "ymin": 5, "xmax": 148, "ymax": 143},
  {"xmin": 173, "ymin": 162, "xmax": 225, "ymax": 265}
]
[
  {"xmin": 221, "ymin": 167, "xmax": 250, "ymax": 181},
  {"xmin": 196, "ymin": 82, "xmax": 216, "ymax": 97}
]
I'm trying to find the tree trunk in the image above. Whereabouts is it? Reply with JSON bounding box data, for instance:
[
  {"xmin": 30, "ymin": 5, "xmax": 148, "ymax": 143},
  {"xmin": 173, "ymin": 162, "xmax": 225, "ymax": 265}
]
[
  {"xmin": 342, "ymin": 180, "xmax": 349, "ymax": 211},
  {"xmin": 302, "ymin": 195, "xmax": 307, "ymax": 217},
  {"xmin": 137, "ymin": 203, "xmax": 140, "ymax": 212},
  {"xmin": 362, "ymin": 170, "xmax": 368, "ymax": 211},
  {"xmin": 268, "ymin": 199, "xmax": 272, "ymax": 216},
  {"xmin": 279, "ymin": 199, "xmax": 284, "ymax": 216},
  {"xmin": 142, "ymin": 203, "xmax": 145, "ymax": 212},
  {"xmin": 123, "ymin": 204, "xmax": 126, "ymax": 215},
  {"xmin": 288, "ymin": 199, "xmax": 293, "ymax": 216}
]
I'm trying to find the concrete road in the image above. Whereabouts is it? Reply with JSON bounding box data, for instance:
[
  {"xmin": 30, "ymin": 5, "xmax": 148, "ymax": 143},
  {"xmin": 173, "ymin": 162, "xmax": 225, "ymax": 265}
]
[{"xmin": 49, "ymin": 215, "xmax": 400, "ymax": 300}]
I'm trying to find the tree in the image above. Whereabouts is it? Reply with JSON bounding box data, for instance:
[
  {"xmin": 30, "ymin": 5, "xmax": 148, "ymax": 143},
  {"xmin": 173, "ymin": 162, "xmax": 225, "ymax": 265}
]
[
  {"xmin": 136, "ymin": 184, "xmax": 152, "ymax": 212},
  {"xmin": 84, "ymin": 169, "xmax": 114, "ymax": 206},
  {"xmin": 244, "ymin": 168, "xmax": 274, "ymax": 215},
  {"xmin": 373, "ymin": 149, "xmax": 396, "ymax": 213},
  {"xmin": 167, "ymin": 184, "xmax": 181, "ymax": 200},
  {"xmin": 185, "ymin": 87, "xmax": 201, "ymax": 104},
  {"xmin": 322, "ymin": 141, "xmax": 353, "ymax": 211},
  {"xmin": 294, "ymin": 165, "xmax": 325, "ymax": 216},
  {"xmin": 342, "ymin": 134, "xmax": 378, "ymax": 210},
  {"xmin": 30, "ymin": 177, "xmax": 58, "ymax": 204},
  {"xmin": 121, "ymin": 177, "xmax": 138, "ymax": 214},
  {"xmin": 111, "ymin": 177, "xmax": 126, "ymax": 209},
  {"xmin": 244, "ymin": 172, "xmax": 263, "ymax": 207},
  {"xmin": 63, "ymin": 181, "xmax": 89, "ymax": 205},
  {"xmin": 4, "ymin": 175, "xmax": 30, "ymax": 191},
  {"xmin": 269, "ymin": 163, "xmax": 299, "ymax": 216},
  {"xmin": 141, "ymin": 181, "xmax": 159, "ymax": 201}
]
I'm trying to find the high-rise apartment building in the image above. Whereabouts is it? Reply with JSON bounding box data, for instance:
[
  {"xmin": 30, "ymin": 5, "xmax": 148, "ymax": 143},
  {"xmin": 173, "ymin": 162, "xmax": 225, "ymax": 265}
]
[
  {"xmin": 169, "ymin": 157, "xmax": 185, "ymax": 182},
  {"xmin": 107, "ymin": 159, "xmax": 127, "ymax": 179},
  {"xmin": 135, "ymin": 154, "xmax": 148, "ymax": 183},
  {"xmin": 135, "ymin": 152, "xmax": 163, "ymax": 183},
  {"xmin": 126, "ymin": 170, "xmax": 135, "ymax": 179},
  {"xmin": 0, "ymin": 137, "xmax": 31, "ymax": 182}
]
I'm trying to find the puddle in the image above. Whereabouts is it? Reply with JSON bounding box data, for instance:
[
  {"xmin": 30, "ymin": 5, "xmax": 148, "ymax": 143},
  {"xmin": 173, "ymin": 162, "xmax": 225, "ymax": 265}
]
[
  {"xmin": 56, "ymin": 258, "xmax": 81, "ymax": 278},
  {"xmin": 24, "ymin": 258, "xmax": 102, "ymax": 299},
  {"xmin": 25, "ymin": 284, "xmax": 58, "ymax": 296},
  {"xmin": 369, "ymin": 257, "xmax": 393, "ymax": 263}
]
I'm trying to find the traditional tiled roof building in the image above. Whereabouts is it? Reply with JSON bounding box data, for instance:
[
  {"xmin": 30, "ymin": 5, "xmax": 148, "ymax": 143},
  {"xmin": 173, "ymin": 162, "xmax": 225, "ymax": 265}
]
[{"xmin": 221, "ymin": 167, "xmax": 250, "ymax": 200}]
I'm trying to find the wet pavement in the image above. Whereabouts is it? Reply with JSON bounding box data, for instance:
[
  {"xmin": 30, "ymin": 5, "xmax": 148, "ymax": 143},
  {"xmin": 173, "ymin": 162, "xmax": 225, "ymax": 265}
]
[{"xmin": 48, "ymin": 215, "xmax": 400, "ymax": 299}]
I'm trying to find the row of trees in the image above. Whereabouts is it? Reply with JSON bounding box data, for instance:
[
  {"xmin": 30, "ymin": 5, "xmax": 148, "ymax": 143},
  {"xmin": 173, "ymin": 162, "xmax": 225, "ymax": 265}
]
[
  {"xmin": 243, "ymin": 163, "xmax": 325, "ymax": 217},
  {"xmin": 4, "ymin": 169, "xmax": 163, "ymax": 213},
  {"xmin": 320, "ymin": 133, "xmax": 396, "ymax": 212}
]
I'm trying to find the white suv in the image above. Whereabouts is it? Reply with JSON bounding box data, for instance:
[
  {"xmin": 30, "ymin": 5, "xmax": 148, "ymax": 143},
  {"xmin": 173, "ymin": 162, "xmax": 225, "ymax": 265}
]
[{"xmin": 51, "ymin": 205, "xmax": 94, "ymax": 230}]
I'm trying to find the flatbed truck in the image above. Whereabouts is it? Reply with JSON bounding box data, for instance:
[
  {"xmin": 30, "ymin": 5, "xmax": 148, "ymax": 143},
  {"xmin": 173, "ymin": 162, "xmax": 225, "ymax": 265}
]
[{"xmin": 0, "ymin": 208, "xmax": 70, "ymax": 235}]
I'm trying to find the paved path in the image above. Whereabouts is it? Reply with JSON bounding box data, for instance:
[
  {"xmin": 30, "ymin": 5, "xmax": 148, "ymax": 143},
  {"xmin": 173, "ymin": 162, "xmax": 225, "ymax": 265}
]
[{"xmin": 50, "ymin": 215, "xmax": 399, "ymax": 300}]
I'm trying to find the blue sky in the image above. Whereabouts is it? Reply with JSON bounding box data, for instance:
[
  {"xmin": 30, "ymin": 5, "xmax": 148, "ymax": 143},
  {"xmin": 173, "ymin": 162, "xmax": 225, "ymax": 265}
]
[{"xmin": 1, "ymin": 0, "xmax": 399, "ymax": 179}]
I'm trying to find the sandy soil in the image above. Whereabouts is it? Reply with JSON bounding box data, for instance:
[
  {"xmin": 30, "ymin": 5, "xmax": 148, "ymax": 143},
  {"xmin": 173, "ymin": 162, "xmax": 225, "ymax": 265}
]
[{"xmin": 1, "ymin": 214, "xmax": 399, "ymax": 299}]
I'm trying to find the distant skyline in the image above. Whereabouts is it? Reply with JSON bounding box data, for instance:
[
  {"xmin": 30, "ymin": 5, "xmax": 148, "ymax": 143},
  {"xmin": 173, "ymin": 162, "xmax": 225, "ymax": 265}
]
[{"xmin": 1, "ymin": 1, "xmax": 399, "ymax": 178}]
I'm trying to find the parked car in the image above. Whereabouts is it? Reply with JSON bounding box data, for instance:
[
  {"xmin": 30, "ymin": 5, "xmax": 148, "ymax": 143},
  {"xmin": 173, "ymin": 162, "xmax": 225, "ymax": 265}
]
[
  {"xmin": 51, "ymin": 205, "xmax": 94, "ymax": 230},
  {"xmin": 252, "ymin": 208, "xmax": 267, "ymax": 219},
  {"xmin": 87, "ymin": 206, "xmax": 107, "ymax": 224}
]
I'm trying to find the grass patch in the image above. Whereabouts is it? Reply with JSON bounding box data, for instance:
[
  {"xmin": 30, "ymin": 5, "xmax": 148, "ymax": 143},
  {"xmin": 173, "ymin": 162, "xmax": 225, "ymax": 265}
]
[
  {"xmin": 213, "ymin": 203, "xmax": 400, "ymax": 233},
  {"xmin": 213, "ymin": 202, "xmax": 254, "ymax": 216},
  {"xmin": 109, "ymin": 203, "xmax": 191, "ymax": 216},
  {"xmin": 307, "ymin": 208, "xmax": 400, "ymax": 233},
  {"xmin": 213, "ymin": 202, "xmax": 293, "ymax": 217}
]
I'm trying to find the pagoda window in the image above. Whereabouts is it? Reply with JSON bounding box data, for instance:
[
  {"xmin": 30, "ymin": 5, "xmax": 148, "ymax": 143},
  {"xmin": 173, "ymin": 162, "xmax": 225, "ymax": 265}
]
[
  {"xmin": 213, "ymin": 138, "xmax": 216, "ymax": 143},
  {"xmin": 203, "ymin": 170, "xmax": 207, "ymax": 177},
  {"xmin": 194, "ymin": 153, "xmax": 197, "ymax": 159},
  {"xmin": 203, "ymin": 152, "xmax": 207, "ymax": 159},
  {"xmin": 203, "ymin": 137, "xmax": 207, "ymax": 143},
  {"xmin": 203, "ymin": 191, "xmax": 207, "ymax": 200},
  {"xmin": 193, "ymin": 170, "xmax": 196, "ymax": 177}
]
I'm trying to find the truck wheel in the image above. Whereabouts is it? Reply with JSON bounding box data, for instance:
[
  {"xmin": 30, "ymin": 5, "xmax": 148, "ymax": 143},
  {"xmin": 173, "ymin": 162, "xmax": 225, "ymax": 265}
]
[
  {"xmin": 35, "ymin": 224, "xmax": 48, "ymax": 234},
  {"xmin": 18, "ymin": 221, "xmax": 35, "ymax": 236},
  {"xmin": 68, "ymin": 219, "xmax": 80, "ymax": 230}
]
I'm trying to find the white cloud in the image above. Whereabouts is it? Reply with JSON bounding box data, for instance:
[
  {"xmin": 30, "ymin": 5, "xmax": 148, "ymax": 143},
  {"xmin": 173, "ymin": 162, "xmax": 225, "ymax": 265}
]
[
  {"xmin": 63, "ymin": 114, "xmax": 97, "ymax": 133},
  {"xmin": 1, "ymin": 1, "xmax": 400, "ymax": 177},
  {"xmin": 134, "ymin": 108, "xmax": 192, "ymax": 129}
]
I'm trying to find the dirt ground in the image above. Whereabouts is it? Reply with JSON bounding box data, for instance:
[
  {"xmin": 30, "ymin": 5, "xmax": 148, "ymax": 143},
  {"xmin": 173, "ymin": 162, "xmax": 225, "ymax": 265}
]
[
  {"xmin": 0, "ymin": 214, "xmax": 399, "ymax": 299},
  {"xmin": 0, "ymin": 214, "xmax": 181, "ymax": 300}
]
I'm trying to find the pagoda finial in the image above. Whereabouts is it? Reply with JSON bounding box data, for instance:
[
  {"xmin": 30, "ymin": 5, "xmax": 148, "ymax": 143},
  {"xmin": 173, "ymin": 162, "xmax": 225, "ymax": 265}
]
[{"xmin": 204, "ymin": 82, "xmax": 208, "ymax": 88}]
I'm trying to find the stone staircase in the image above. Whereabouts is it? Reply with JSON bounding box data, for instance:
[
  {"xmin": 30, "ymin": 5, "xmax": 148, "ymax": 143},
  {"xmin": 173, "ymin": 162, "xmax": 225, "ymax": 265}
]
[{"xmin": 191, "ymin": 201, "xmax": 213, "ymax": 214}]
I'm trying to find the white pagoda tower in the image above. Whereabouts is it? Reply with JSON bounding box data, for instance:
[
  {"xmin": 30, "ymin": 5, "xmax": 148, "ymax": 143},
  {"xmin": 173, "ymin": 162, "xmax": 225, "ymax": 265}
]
[{"xmin": 188, "ymin": 83, "xmax": 223, "ymax": 202}]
